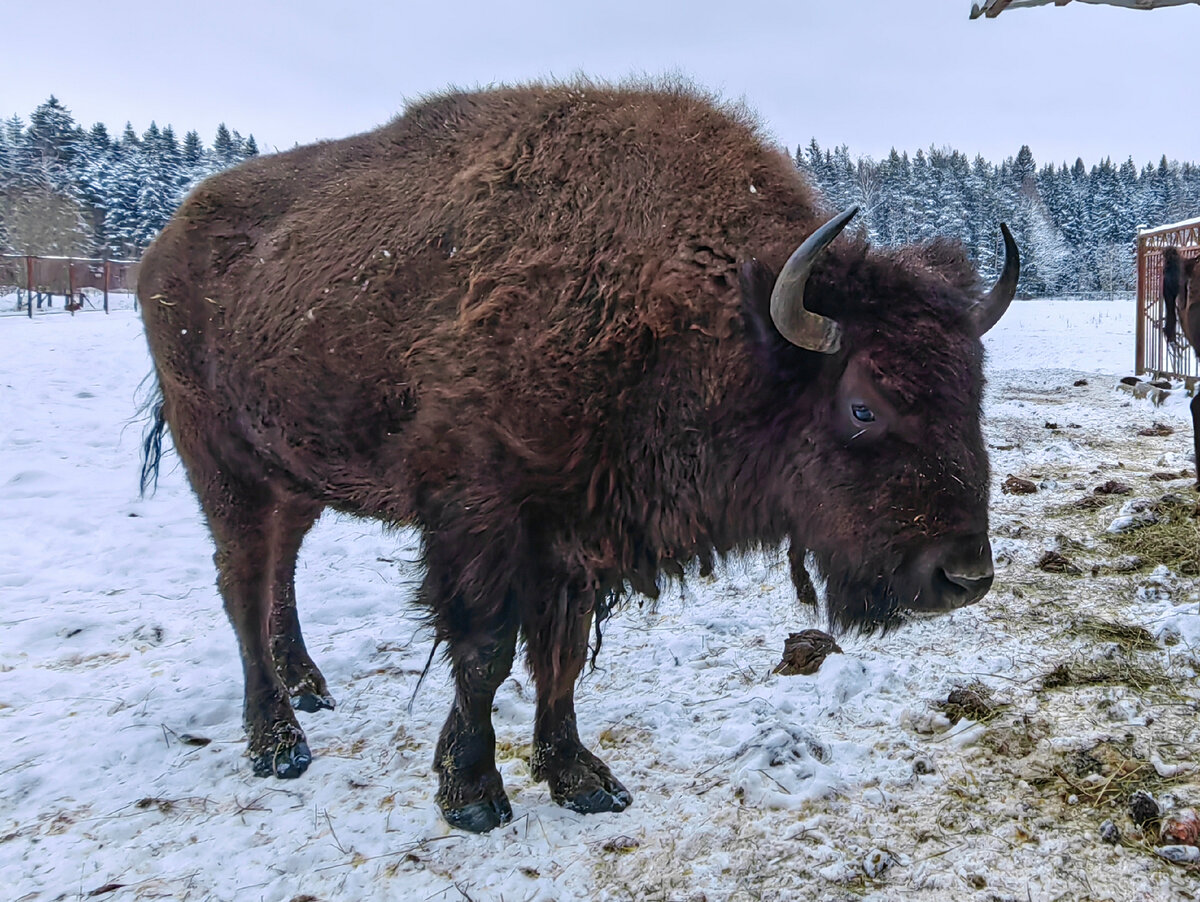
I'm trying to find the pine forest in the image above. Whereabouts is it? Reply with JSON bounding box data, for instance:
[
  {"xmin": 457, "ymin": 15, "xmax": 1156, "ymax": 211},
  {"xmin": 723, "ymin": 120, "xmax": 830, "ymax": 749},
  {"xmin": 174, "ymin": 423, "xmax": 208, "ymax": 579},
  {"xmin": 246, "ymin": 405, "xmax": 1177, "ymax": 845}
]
[{"xmin": 3, "ymin": 97, "xmax": 1199, "ymax": 297}]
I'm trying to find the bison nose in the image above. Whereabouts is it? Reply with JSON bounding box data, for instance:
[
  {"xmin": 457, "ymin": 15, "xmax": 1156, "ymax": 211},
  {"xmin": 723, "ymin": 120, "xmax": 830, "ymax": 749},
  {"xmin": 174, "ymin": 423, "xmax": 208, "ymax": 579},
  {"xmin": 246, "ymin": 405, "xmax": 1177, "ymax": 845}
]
[
  {"xmin": 937, "ymin": 565, "xmax": 994, "ymax": 607},
  {"xmin": 931, "ymin": 535, "xmax": 995, "ymax": 609},
  {"xmin": 907, "ymin": 532, "xmax": 993, "ymax": 609}
]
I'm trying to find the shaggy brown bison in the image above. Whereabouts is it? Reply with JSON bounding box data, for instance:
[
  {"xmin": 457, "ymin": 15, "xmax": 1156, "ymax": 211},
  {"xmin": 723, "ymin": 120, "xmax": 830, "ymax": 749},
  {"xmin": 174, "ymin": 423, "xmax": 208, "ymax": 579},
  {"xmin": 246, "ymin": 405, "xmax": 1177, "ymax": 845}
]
[
  {"xmin": 138, "ymin": 82, "xmax": 1018, "ymax": 833},
  {"xmin": 1162, "ymin": 246, "xmax": 1200, "ymax": 487}
]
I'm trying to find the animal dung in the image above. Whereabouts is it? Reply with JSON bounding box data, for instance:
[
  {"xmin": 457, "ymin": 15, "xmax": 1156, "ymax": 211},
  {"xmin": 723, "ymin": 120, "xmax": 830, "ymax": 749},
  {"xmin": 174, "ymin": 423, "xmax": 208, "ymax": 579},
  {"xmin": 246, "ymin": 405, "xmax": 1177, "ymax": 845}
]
[
  {"xmin": 1138, "ymin": 422, "xmax": 1175, "ymax": 437},
  {"xmin": 938, "ymin": 685, "xmax": 996, "ymax": 723},
  {"xmin": 1073, "ymin": 379, "xmax": 1089, "ymax": 387},
  {"xmin": 1129, "ymin": 790, "xmax": 1161, "ymax": 829},
  {"xmin": 773, "ymin": 629, "xmax": 843, "ymax": 676},
  {"xmin": 1036, "ymin": 551, "xmax": 1080, "ymax": 574},
  {"xmin": 1002, "ymin": 475, "xmax": 1038, "ymax": 495},
  {"xmin": 1093, "ymin": 480, "xmax": 1134, "ymax": 496}
]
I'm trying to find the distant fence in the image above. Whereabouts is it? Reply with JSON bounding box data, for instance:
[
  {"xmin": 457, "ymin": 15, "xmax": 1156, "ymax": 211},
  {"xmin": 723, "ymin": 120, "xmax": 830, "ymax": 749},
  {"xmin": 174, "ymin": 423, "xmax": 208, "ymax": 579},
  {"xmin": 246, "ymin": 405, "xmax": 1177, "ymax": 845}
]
[
  {"xmin": 0, "ymin": 255, "xmax": 139, "ymax": 317},
  {"xmin": 1136, "ymin": 217, "xmax": 1200, "ymax": 388}
]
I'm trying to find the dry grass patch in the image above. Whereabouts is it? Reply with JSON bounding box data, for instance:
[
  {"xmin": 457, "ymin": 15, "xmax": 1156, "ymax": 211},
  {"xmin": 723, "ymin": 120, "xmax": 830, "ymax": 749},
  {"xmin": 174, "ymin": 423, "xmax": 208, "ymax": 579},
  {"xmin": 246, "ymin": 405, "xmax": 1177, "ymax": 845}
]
[
  {"xmin": 1105, "ymin": 497, "xmax": 1200, "ymax": 576},
  {"xmin": 1073, "ymin": 616, "xmax": 1158, "ymax": 653}
]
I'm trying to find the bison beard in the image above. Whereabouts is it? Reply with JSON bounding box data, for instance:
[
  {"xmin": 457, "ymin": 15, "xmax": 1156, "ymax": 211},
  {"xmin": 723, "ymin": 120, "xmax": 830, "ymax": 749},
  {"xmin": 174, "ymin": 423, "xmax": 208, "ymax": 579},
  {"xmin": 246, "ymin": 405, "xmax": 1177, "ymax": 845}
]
[{"xmin": 137, "ymin": 81, "xmax": 1018, "ymax": 832}]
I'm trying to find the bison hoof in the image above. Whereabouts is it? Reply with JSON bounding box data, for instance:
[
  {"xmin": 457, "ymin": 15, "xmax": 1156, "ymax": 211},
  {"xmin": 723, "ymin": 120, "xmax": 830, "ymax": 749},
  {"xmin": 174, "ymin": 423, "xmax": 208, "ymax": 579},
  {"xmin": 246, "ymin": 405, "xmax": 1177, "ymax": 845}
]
[
  {"xmin": 561, "ymin": 782, "xmax": 632, "ymax": 815},
  {"xmin": 292, "ymin": 692, "xmax": 336, "ymax": 713},
  {"xmin": 441, "ymin": 795, "xmax": 513, "ymax": 833},
  {"xmin": 251, "ymin": 739, "xmax": 312, "ymax": 779},
  {"xmin": 540, "ymin": 750, "xmax": 632, "ymax": 815}
]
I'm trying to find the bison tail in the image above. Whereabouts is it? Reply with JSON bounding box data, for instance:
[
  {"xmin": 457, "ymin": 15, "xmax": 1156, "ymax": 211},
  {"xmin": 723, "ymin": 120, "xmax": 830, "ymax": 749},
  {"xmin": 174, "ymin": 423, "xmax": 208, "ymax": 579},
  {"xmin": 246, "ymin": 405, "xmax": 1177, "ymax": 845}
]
[{"xmin": 138, "ymin": 376, "xmax": 167, "ymax": 497}]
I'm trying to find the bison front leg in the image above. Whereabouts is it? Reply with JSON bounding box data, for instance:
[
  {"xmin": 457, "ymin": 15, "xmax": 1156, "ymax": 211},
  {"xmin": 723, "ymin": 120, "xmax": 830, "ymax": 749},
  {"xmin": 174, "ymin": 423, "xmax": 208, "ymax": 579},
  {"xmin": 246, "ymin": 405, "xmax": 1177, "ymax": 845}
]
[
  {"xmin": 525, "ymin": 589, "xmax": 632, "ymax": 815},
  {"xmin": 430, "ymin": 584, "xmax": 519, "ymax": 833},
  {"xmin": 788, "ymin": 540, "xmax": 819, "ymax": 607}
]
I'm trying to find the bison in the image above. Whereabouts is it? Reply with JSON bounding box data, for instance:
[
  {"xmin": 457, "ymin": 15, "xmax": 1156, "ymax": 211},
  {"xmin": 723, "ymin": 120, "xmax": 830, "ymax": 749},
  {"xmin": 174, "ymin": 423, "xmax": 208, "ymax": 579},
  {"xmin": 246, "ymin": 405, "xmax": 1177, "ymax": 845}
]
[
  {"xmin": 138, "ymin": 81, "xmax": 1018, "ymax": 833},
  {"xmin": 1162, "ymin": 246, "xmax": 1200, "ymax": 487}
]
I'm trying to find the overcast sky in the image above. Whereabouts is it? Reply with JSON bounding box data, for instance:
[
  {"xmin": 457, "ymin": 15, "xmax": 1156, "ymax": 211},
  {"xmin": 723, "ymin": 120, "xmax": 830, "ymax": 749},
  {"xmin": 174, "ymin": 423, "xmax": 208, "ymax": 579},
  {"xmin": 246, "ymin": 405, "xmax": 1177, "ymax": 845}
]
[{"xmin": 9, "ymin": 1, "xmax": 1199, "ymax": 169}]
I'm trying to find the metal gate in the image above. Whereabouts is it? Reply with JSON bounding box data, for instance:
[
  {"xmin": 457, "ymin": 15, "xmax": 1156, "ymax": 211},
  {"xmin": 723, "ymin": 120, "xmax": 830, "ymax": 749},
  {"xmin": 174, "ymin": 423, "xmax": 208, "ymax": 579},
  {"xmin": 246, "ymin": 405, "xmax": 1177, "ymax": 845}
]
[{"xmin": 1136, "ymin": 216, "xmax": 1200, "ymax": 388}]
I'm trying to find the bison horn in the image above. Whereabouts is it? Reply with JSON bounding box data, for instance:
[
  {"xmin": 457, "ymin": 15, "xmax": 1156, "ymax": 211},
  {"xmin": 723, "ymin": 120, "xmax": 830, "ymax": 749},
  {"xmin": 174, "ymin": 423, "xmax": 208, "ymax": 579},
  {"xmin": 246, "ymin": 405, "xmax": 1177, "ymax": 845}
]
[
  {"xmin": 970, "ymin": 223, "xmax": 1020, "ymax": 336},
  {"xmin": 770, "ymin": 206, "xmax": 858, "ymax": 353}
]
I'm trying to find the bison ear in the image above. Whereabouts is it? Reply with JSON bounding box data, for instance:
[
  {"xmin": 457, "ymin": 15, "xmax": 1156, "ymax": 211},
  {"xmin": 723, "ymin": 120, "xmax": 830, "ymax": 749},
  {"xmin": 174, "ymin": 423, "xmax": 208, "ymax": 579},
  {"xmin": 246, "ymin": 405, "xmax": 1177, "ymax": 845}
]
[{"xmin": 738, "ymin": 259, "xmax": 779, "ymax": 348}]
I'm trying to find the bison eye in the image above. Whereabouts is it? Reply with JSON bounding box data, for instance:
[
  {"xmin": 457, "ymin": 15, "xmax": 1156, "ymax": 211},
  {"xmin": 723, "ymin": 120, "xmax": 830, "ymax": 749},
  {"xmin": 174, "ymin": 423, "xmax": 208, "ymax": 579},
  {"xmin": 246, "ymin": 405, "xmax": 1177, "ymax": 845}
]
[{"xmin": 851, "ymin": 403, "xmax": 875, "ymax": 423}]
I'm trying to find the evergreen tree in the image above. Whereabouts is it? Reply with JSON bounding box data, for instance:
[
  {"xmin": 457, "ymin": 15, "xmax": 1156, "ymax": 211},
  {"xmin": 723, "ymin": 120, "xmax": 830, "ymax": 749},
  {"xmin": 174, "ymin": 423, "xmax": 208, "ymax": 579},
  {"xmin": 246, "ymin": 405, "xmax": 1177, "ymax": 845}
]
[
  {"xmin": 182, "ymin": 130, "xmax": 203, "ymax": 167},
  {"xmin": 1012, "ymin": 145, "xmax": 1036, "ymax": 196},
  {"xmin": 213, "ymin": 123, "xmax": 234, "ymax": 165}
]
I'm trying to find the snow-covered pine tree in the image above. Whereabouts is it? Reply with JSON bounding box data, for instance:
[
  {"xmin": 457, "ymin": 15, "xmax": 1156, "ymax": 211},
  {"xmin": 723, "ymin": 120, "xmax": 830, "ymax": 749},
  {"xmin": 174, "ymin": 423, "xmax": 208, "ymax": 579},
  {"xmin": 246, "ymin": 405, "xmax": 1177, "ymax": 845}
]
[{"xmin": 213, "ymin": 123, "xmax": 235, "ymax": 166}]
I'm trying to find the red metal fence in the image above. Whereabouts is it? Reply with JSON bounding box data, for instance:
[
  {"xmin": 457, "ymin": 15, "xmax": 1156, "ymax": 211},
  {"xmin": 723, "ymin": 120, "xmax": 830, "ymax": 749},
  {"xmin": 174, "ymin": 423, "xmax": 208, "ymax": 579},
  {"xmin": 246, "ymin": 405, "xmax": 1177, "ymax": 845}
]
[
  {"xmin": 1136, "ymin": 217, "xmax": 1200, "ymax": 388},
  {"xmin": 0, "ymin": 254, "xmax": 140, "ymax": 317}
]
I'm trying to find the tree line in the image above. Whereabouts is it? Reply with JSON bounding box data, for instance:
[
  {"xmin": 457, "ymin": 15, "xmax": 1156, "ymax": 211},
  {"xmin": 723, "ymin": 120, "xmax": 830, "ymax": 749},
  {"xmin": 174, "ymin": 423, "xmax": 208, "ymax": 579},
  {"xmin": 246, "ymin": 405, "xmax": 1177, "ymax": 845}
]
[
  {"xmin": 4, "ymin": 96, "xmax": 1198, "ymax": 295},
  {"xmin": 797, "ymin": 140, "xmax": 1200, "ymax": 295},
  {"xmin": 0, "ymin": 96, "xmax": 258, "ymax": 260}
]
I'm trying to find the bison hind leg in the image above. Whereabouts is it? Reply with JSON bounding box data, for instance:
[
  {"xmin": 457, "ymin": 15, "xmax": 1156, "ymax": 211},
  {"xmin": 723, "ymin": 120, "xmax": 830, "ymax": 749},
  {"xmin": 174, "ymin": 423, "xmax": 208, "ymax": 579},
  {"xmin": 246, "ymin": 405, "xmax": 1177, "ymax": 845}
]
[
  {"xmin": 266, "ymin": 495, "xmax": 335, "ymax": 713},
  {"xmin": 165, "ymin": 398, "xmax": 327, "ymax": 777},
  {"xmin": 205, "ymin": 482, "xmax": 319, "ymax": 780}
]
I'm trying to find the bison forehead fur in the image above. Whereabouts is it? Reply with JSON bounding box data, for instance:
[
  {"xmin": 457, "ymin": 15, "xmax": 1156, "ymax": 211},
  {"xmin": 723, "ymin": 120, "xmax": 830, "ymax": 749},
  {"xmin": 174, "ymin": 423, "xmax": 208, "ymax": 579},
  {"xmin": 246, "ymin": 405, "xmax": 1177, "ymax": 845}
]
[{"xmin": 137, "ymin": 80, "xmax": 1012, "ymax": 831}]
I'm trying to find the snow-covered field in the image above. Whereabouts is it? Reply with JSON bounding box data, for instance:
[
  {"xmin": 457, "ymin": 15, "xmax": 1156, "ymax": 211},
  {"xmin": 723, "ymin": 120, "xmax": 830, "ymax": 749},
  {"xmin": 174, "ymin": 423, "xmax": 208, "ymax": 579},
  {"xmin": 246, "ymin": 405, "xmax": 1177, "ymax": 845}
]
[{"xmin": 2, "ymin": 300, "xmax": 1199, "ymax": 901}]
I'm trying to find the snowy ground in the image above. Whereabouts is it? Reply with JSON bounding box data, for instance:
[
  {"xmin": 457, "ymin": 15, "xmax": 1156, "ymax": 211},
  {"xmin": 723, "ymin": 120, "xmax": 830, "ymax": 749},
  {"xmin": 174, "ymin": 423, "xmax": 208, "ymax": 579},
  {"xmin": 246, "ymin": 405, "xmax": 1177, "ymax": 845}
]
[{"xmin": 2, "ymin": 299, "xmax": 1199, "ymax": 902}]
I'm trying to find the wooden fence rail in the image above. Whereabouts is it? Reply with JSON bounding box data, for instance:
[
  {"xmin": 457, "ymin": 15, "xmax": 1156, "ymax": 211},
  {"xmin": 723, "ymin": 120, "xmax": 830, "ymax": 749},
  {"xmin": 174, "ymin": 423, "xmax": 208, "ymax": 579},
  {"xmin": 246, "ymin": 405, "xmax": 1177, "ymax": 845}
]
[{"xmin": 0, "ymin": 255, "xmax": 139, "ymax": 317}]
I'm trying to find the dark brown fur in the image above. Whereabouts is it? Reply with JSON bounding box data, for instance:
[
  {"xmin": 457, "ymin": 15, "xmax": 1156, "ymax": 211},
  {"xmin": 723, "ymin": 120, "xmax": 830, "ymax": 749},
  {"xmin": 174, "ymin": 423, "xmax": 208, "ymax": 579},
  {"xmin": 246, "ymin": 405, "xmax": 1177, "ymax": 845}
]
[
  {"xmin": 138, "ymin": 81, "xmax": 1007, "ymax": 831},
  {"xmin": 1162, "ymin": 246, "xmax": 1200, "ymax": 488}
]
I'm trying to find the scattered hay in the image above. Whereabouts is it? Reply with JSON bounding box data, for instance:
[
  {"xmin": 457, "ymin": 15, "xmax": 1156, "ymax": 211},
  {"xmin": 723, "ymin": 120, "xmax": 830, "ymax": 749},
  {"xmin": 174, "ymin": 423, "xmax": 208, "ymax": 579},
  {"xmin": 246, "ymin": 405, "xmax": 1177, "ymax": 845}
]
[
  {"xmin": 979, "ymin": 714, "xmax": 1049, "ymax": 760},
  {"xmin": 1053, "ymin": 741, "xmax": 1167, "ymax": 809},
  {"xmin": 600, "ymin": 835, "xmax": 642, "ymax": 853},
  {"xmin": 1087, "ymin": 555, "xmax": 1143, "ymax": 575},
  {"xmin": 1105, "ymin": 497, "xmax": 1200, "ymax": 576},
  {"xmin": 495, "ymin": 739, "xmax": 532, "ymax": 763},
  {"xmin": 1073, "ymin": 616, "xmax": 1157, "ymax": 652},
  {"xmin": 1039, "ymin": 654, "xmax": 1167, "ymax": 692}
]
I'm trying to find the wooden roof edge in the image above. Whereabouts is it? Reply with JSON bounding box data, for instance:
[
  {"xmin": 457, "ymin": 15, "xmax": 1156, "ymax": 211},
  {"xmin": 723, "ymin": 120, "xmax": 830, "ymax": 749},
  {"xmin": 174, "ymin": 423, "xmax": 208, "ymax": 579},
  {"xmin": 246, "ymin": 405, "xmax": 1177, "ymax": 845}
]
[{"xmin": 1138, "ymin": 216, "xmax": 1200, "ymax": 238}]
